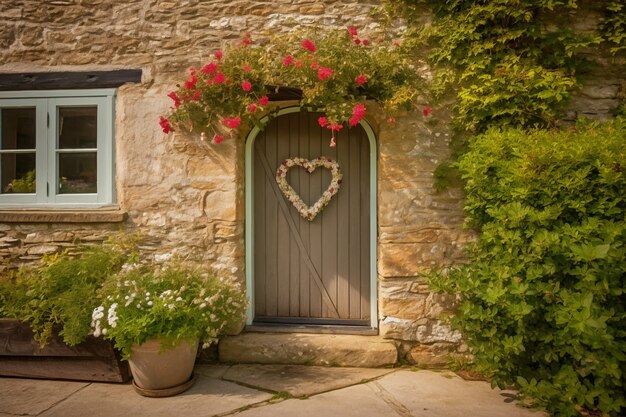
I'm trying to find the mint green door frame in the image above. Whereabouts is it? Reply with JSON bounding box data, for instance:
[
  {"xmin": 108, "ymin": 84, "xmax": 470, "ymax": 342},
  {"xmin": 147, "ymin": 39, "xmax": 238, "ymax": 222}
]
[{"xmin": 244, "ymin": 107, "xmax": 378, "ymax": 328}]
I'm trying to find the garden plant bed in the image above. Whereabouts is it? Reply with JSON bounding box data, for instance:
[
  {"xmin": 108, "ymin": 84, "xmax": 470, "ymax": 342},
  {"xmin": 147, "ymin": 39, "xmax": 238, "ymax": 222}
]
[{"xmin": 0, "ymin": 319, "xmax": 130, "ymax": 382}]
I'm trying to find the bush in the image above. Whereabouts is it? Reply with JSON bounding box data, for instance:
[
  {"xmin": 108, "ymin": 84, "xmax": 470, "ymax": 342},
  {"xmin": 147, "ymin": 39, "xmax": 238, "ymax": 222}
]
[
  {"xmin": 0, "ymin": 242, "xmax": 133, "ymax": 346},
  {"xmin": 429, "ymin": 118, "xmax": 626, "ymax": 416}
]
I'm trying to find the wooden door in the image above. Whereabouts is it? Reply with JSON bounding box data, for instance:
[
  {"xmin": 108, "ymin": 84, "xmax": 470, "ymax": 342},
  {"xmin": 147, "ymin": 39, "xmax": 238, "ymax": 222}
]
[{"xmin": 253, "ymin": 110, "xmax": 371, "ymax": 326}]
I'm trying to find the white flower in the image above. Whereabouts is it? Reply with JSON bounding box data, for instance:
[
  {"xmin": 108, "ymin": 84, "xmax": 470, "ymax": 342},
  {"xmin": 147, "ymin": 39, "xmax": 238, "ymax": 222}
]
[
  {"xmin": 200, "ymin": 302, "xmax": 207, "ymax": 309},
  {"xmin": 176, "ymin": 296, "xmax": 183, "ymax": 302},
  {"xmin": 147, "ymin": 301, "xmax": 153, "ymax": 306},
  {"xmin": 102, "ymin": 328, "xmax": 108, "ymax": 335}
]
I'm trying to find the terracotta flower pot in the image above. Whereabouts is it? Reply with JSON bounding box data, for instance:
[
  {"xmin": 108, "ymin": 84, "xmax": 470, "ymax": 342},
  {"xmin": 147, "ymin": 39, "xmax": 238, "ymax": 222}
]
[{"xmin": 128, "ymin": 339, "xmax": 198, "ymax": 395}]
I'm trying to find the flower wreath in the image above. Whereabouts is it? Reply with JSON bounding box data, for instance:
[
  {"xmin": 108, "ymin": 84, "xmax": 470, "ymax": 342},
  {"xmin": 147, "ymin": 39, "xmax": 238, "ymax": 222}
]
[{"xmin": 276, "ymin": 157, "xmax": 343, "ymax": 221}]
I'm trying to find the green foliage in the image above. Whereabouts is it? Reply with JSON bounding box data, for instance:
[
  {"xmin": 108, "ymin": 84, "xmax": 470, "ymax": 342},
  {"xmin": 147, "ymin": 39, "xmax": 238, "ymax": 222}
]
[
  {"xmin": 600, "ymin": 0, "xmax": 626, "ymax": 55},
  {"xmin": 162, "ymin": 26, "xmax": 421, "ymax": 142},
  {"xmin": 0, "ymin": 242, "xmax": 133, "ymax": 346},
  {"xmin": 10, "ymin": 169, "xmax": 36, "ymax": 193},
  {"xmin": 93, "ymin": 265, "xmax": 247, "ymax": 359},
  {"xmin": 429, "ymin": 118, "xmax": 626, "ymax": 416},
  {"xmin": 380, "ymin": 0, "xmax": 617, "ymax": 132}
]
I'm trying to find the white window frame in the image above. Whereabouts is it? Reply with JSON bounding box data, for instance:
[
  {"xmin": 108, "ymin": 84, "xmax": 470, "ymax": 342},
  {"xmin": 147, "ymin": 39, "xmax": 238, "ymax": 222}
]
[{"xmin": 0, "ymin": 89, "xmax": 115, "ymax": 208}]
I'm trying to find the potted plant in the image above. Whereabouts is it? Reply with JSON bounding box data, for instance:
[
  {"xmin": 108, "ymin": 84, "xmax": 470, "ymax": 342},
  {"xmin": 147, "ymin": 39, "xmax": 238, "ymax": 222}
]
[
  {"xmin": 92, "ymin": 264, "xmax": 246, "ymax": 397},
  {"xmin": 0, "ymin": 241, "xmax": 134, "ymax": 382}
]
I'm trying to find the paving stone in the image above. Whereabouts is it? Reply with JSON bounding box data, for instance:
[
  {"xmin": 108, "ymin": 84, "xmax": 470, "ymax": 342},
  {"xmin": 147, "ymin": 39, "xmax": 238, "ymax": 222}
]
[
  {"xmin": 38, "ymin": 375, "xmax": 272, "ymax": 417},
  {"xmin": 223, "ymin": 364, "xmax": 394, "ymax": 397},
  {"xmin": 0, "ymin": 378, "xmax": 89, "ymax": 416},
  {"xmin": 194, "ymin": 364, "xmax": 231, "ymax": 379},
  {"xmin": 219, "ymin": 333, "xmax": 398, "ymax": 367},
  {"xmin": 372, "ymin": 370, "xmax": 547, "ymax": 417}
]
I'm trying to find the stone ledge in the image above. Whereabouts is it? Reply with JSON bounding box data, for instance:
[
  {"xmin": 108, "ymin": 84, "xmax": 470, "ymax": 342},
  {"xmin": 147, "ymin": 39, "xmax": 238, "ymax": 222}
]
[
  {"xmin": 219, "ymin": 332, "xmax": 398, "ymax": 367},
  {"xmin": 0, "ymin": 209, "xmax": 127, "ymax": 223}
]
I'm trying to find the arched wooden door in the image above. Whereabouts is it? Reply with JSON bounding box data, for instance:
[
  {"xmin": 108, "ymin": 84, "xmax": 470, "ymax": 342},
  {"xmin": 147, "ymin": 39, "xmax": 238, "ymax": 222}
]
[{"xmin": 250, "ymin": 109, "xmax": 373, "ymax": 326}]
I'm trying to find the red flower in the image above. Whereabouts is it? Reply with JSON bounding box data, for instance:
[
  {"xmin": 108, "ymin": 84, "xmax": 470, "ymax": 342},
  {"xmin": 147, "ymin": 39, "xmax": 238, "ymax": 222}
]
[
  {"xmin": 386, "ymin": 117, "xmax": 396, "ymax": 124},
  {"xmin": 247, "ymin": 103, "xmax": 258, "ymax": 112},
  {"xmin": 347, "ymin": 26, "xmax": 358, "ymax": 38},
  {"xmin": 185, "ymin": 75, "xmax": 198, "ymax": 90},
  {"xmin": 311, "ymin": 61, "xmax": 319, "ymax": 70},
  {"xmin": 213, "ymin": 72, "xmax": 225, "ymax": 83},
  {"xmin": 228, "ymin": 116, "xmax": 241, "ymax": 129},
  {"xmin": 242, "ymin": 81, "xmax": 252, "ymax": 92},
  {"xmin": 318, "ymin": 117, "xmax": 329, "ymax": 127},
  {"xmin": 167, "ymin": 91, "xmax": 181, "ymax": 108},
  {"xmin": 349, "ymin": 103, "xmax": 366, "ymax": 126},
  {"xmin": 212, "ymin": 134, "xmax": 224, "ymax": 144},
  {"xmin": 243, "ymin": 65, "xmax": 252, "ymax": 72},
  {"xmin": 327, "ymin": 124, "xmax": 343, "ymax": 132},
  {"xmin": 200, "ymin": 62, "xmax": 217, "ymax": 75},
  {"xmin": 192, "ymin": 90, "xmax": 201, "ymax": 101},
  {"xmin": 295, "ymin": 60, "xmax": 303, "ymax": 68},
  {"xmin": 355, "ymin": 74, "xmax": 367, "ymax": 86},
  {"xmin": 354, "ymin": 38, "xmax": 361, "ymax": 45},
  {"xmin": 215, "ymin": 50, "xmax": 223, "ymax": 60},
  {"xmin": 159, "ymin": 116, "xmax": 172, "ymax": 134},
  {"xmin": 317, "ymin": 67, "xmax": 333, "ymax": 81},
  {"xmin": 362, "ymin": 39, "xmax": 370, "ymax": 46},
  {"xmin": 259, "ymin": 95, "xmax": 269, "ymax": 106},
  {"xmin": 283, "ymin": 55, "xmax": 293, "ymax": 66},
  {"xmin": 242, "ymin": 34, "xmax": 251, "ymax": 45},
  {"xmin": 422, "ymin": 107, "xmax": 433, "ymax": 117},
  {"xmin": 301, "ymin": 39, "xmax": 316, "ymax": 52}
]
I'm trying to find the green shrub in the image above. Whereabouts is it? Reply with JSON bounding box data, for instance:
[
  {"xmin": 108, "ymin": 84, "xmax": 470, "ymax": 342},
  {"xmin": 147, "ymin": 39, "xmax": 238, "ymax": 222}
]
[
  {"xmin": 0, "ymin": 242, "xmax": 133, "ymax": 346},
  {"xmin": 429, "ymin": 118, "xmax": 626, "ymax": 416}
]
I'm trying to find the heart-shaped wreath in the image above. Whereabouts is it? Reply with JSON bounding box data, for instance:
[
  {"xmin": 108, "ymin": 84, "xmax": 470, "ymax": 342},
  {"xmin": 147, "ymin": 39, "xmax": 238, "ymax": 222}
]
[{"xmin": 276, "ymin": 157, "xmax": 343, "ymax": 221}]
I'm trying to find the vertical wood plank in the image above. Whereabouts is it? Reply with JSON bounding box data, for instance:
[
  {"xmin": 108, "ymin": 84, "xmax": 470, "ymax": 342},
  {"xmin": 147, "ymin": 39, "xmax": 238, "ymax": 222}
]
[
  {"xmin": 254, "ymin": 133, "xmax": 266, "ymax": 316},
  {"xmin": 276, "ymin": 119, "xmax": 291, "ymax": 317},
  {"xmin": 336, "ymin": 127, "xmax": 351, "ymax": 319},
  {"xmin": 298, "ymin": 112, "xmax": 311, "ymax": 317},
  {"xmin": 264, "ymin": 119, "xmax": 278, "ymax": 317},
  {"xmin": 288, "ymin": 113, "xmax": 301, "ymax": 317},
  {"xmin": 321, "ymin": 128, "xmax": 338, "ymax": 318},
  {"xmin": 348, "ymin": 124, "xmax": 362, "ymax": 319},
  {"xmin": 359, "ymin": 128, "xmax": 371, "ymax": 320},
  {"xmin": 308, "ymin": 113, "xmax": 323, "ymax": 318}
]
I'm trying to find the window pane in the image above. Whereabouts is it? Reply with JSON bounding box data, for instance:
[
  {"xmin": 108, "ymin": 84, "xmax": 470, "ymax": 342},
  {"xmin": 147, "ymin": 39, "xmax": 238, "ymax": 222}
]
[
  {"xmin": 58, "ymin": 152, "xmax": 97, "ymax": 194},
  {"xmin": 1, "ymin": 153, "xmax": 36, "ymax": 194},
  {"xmin": 58, "ymin": 106, "xmax": 97, "ymax": 149},
  {"xmin": 1, "ymin": 107, "xmax": 36, "ymax": 150}
]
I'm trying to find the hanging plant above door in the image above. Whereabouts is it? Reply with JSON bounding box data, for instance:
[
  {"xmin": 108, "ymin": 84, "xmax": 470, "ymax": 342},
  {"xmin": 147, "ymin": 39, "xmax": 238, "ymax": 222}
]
[{"xmin": 159, "ymin": 26, "xmax": 424, "ymax": 147}]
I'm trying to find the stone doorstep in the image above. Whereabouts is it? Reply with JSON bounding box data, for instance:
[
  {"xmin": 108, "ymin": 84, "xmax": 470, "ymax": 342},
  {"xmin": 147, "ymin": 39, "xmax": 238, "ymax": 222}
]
[{"xmin": 218, "ymin": 332, "xmax": 398, "ymax": 368}]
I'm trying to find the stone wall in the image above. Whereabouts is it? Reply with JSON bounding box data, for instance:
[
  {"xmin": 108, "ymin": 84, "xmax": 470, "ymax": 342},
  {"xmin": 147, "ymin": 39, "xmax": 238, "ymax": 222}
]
[{"xmin": 1, "ymin": 0, "xmax": 623, "ymax": 366}]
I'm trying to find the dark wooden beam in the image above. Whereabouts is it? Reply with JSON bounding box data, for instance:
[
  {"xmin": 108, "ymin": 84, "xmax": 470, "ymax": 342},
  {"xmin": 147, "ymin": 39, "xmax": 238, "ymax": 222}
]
[{"xmin": 0, "ymin": 69, "xmax": 142, "ymax": 91}]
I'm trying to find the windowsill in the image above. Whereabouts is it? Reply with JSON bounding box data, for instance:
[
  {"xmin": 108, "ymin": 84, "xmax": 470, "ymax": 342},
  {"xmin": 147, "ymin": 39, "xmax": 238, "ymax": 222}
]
[{"xmin": 0, "ymin": 208, "xmax": 127, "ymax": 223}]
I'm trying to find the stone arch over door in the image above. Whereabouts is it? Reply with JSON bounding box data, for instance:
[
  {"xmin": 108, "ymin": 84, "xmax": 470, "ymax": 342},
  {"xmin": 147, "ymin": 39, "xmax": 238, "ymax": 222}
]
[{"xmin": 245, "ymin": 107, "xmax": 378, "ymax": 328}]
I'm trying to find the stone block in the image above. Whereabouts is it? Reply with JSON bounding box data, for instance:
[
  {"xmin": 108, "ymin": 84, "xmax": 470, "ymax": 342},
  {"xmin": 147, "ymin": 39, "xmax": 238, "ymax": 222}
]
[{"xmin": 219, "ymin": 333, "xmax": 398, "ymax": 367}]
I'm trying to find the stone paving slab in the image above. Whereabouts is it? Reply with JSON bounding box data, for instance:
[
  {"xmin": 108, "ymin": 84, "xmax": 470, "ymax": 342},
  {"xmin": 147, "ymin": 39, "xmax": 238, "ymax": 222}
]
[
  {"xmin": 373, "ymin": 370, "xmax": 547, "ymax": 417},
  {"xmin": 223, "ymin": 364, "xmax": 394, "ymax": 397},
  {"xmin": 0, "ymin": 378, "xmax": 89, "ymax": 416},
  {"xmin": 37, "ymin": 375, "xmax": 272, "ymax": 417},
  {"xmin": 235, "ymin": 382, "xmax": 396, "ymax": 417}
]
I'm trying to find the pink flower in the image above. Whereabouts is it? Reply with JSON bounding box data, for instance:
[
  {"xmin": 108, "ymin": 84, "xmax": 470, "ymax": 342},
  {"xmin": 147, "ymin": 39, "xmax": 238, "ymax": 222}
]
[
  {"xmin": 318, "ymin": 117, "xmax": 329, "ymax": 127},
  {"xmin": 159, "ymin": 116, "xmax": 172, "ymax": 134},
  {"xmin": 242, "ymin": 81, "xmax": 252, "ymax": 92},
  {"xmin": 212, "ymin": 134, "xmax": 224, "ymax": 144},
  {"xmin": 184, "ymin": 76, "xmax": 197, "ymax": 90},
  {"xmin": 317, "ymin": 67, "xmax": 333, "ymax": 81},
  {"xmin": 259, "ymin": 95, "xmax": 269, "ymax": 106},
  {"xmin": 301, "ymin": 39, "xmax": 316, "ymax": 52},
  {"xmin": 215, "ymin": 50, "xmax": 223, "ymax": 60},
  {"xmin": 295, "ymin": 60, "xmax": 303, "ymax": 68},
  {"xmin": 167, "ymin": 91, "xmax": 181, "ymax": 108},
  {"xmin": 192, "ymin": 90, "xmax": 201, "ymax": 101},
  {"xmin": 228, "ymin": 116, "xmax": 241, "ymax": 129},
  {"xmin": 386, "ymin": 117, "xmax": 396, "ymax": 123},
  {"xmin": 355, "ymin": 74, "xmax": 367, "ymax": 86},
  {"xmin": 422, "ymin": 107, "xmax": 433, "ymax": 117},
  {"xmin": 354, "ymin": 38, "xmax": 361, "ymax": 45},
  {"xmin": 363, "ymin": 39, "xmax": 370, "ymax": 46},
  {"xmin": 348, "ymin": 26, "xmax": 358, "ymax": 38},
  {"xmin": 242, "ymin": 34, "xmax": 251, "ymax": 45},
  {"xmin": 311, "ymin": 61, "xmax": 319, "ymax": 70},
  {"xmin": 213, "ymin": 72, "xmax": 225, "ymax": 83},
  {"xmin": 283, "ymin": 55, "xmax": 293, "ymax": 67},
  {"xmin": 247, "ymin": 103, "xmax": 258, "ymax": 112},
  {"xmin": 200, "ymin": 62, "xmax": 217, "ymax": 75},
  {"xmin": 243, "ymin": 65, "xmax": 252, "ymax": 72},
  {"xmin": 349, "ymin": 103, "xmax": 366, "ymax": 126}
]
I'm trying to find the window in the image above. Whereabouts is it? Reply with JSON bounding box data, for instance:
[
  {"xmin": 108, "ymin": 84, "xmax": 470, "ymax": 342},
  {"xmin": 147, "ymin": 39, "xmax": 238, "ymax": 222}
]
[{"xmin": 0, "ymin": 89, "xmax": 115, "ymax": 207}]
